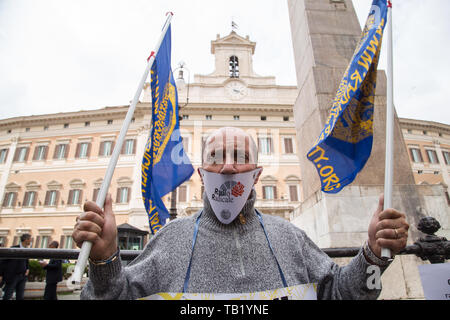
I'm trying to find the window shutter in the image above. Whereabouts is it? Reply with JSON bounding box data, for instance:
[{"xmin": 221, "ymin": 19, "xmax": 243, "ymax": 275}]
[
  {"xmin": 1, "ymin": 149, "xmax": 9, "ymax": 162},
  {"xmin": 433, "ymin": 151, "xmax": 439, "ymax": 164},
  {"xmin": 273, "ymin": 186, "xmax": 277, "ymax": 199},
  {"xmin": 24, "ymin": 147, "xmax": 30, "ymax": 162},
  {"xmin": 53, "ymin": 145, "xmax": 59, "ymax": 159},
  {"xmin": 86, "ymin": 143, "xmax": 91, "ymax": 158},
  {"xmin": 78, "ymin": 190, "xmax": 83, "ymax": 205},
  {"xmin": 132, "ymin": 139, "xmax": 137, "ymax": 154},
  {"xmin": 75, "ymin": 143, "xmax": 81, "ymax": 158},
  {"xmin": 12, "ymin": 192, "xmax": 18, "ymax": 207},
  {"xmin": 178, "ymin": 186, "xmax": 187, "ymax": 202},
  {"xmin": 2, "ymin": 192, "xmax": 9, "ymax": 207},
  {"xmin": 93, "ymin": 188, "xmax": 99, "ymax": 202},
  {"xmin": 35, "ymin": 236, "xmax": 41, "ymax": 248},
  {"xmin": 284, "ymin": 138, "xmax": 293, "ymax": 154},
  {"xmin": 289, "ymin": 185, "xmax": 298, "ymax": 202},
  {"xmin": 60, "ymin": 235, "xmax": 65, "ymax": 249},
  {"xmin": 23, "ymin": 192, "xmax": 30, "ymax": 206},
  {"xmin": 32, "ymin": 191, "xmax": 37, "ymax": 206},
  {"xmin": 13, "ymin": 148, "xmax": 20, "ymax": 162},
  {"xmin": 262, "ymin": 186, "xmax": 266, "ymax": 199},
  {"xmin": 44, "ymin": 191, "xmax": 50, "ymax": 206},
  {"xmin": 64, "ymin": 144, "xmax": 70, "ymax": 159},
  {"xmin": 121, "ymin": 142, "xmax": 126, "ymax": 154},
  {"xmin": 43, "ymin": 146, "xmax": 48, "ymax": 160},
  {"xmin": 55, "ymin": 191, "xmax": 60, "ymax": 207},
  {"xmin": 409, "ymin": 148, "xmax": 414, "ymax": 162},
  {"xmin": 116, "ymin": 188, "xmax": 121, "ymax": 203},
  {"xmin": 99, "ymin": 142, "xmax": 105, "ymax": 156},
  {"xmin": 127, "ymin": 187, "xmax": 131, "ymax": 203},
  {"xmin": 68, "ymin": 190, "xmax": 73, "ymax": 205},
  {"xmin": 32, "ymin": 146, "xmax": 38, "ymax": 160}
]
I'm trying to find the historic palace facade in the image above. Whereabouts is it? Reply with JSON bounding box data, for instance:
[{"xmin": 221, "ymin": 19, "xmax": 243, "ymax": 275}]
[{"xmin": 0, "ymin": 31, "xmax": 449, "ymax": 250}]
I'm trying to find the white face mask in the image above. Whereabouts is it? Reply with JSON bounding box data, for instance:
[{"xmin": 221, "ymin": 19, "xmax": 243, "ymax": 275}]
[{"xmin": 199, "ymin": 168, "xmax": 262, "ymax": 224}]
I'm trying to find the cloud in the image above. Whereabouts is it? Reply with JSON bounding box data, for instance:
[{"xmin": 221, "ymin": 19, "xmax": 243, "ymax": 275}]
[{"xmin": 0, "ymin": 0, "xmax": 448, "ymax": 124}]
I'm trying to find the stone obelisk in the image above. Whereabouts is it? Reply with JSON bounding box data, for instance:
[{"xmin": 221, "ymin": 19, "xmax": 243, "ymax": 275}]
[{"xmin": 287, "ymin": 0, "xmax": 449, "ymax": 299}]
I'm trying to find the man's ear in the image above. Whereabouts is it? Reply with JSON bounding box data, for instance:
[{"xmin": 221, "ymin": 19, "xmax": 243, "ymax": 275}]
[
  {"xmin": 253, "ymin": 166, "xmax": 263, "ymax": 184},
  {"xmin": 197, "ymin": 167, "xmax": 204, "ymax": 185}
]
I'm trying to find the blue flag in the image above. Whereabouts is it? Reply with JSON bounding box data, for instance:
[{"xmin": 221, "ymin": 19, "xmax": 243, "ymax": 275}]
[
  {"xmin": 142, "ymin": 25, "xmax": 194, "ymax": 234},
  {"xmin": 307, "ymin": 0, "xmax": 388, "ymax": 193}
]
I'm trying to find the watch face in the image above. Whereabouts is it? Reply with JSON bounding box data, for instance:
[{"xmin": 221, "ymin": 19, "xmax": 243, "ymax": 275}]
[{"xmin": 226, "ymin": 82, "xmax": 247, "ymax": 100}]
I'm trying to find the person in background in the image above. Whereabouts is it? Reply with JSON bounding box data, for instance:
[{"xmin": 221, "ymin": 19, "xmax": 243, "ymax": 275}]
[
  {"xmin": 39, "ymin": 241, "xmax": 63, "ymax": 300},
  {"xmin": 0, "ymin": 233, "xmax": 31, "ymax": 300}
]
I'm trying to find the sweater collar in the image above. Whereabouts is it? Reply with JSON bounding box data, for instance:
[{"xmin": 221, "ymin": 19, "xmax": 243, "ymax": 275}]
[{"xmin": 200, "ymin": 188, "xmax": 259, "ymax": 232}]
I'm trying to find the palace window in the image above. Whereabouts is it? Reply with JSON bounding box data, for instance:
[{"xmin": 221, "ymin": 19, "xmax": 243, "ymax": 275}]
[
  {"xmin": 14, "ymin": 146, "xmax": 29, "ymax": 162},
  {"xmin": 283, "ymin": 137, "xmax": 294, "ymax": 154},
  {"xmin": 409, "ymin": 148, "xmax": 423, "ymax": 163},
  {"xmin": 0, "ymin": 148, "xmax": 8, "ymax": 163},
  {"xmin": 23, "ymin": 191, "xmax": 37, "ymax": 207},
  {"xmin": 262, "ymin": 186, "xmax": 277, "ymax": 200},
  {"xmin": 229, "ymin": 56, "xmax": 239, "ymax": 78},
  {"xmin": 121, "ymin": 139, "xmax": 136, "ymax": 155},
  {"xmin": 426, "ymin": 149, "xmax": 439, "ymax": 164},
  {"xmin": 68, "ymin": 189, "xmax": 82, "ymax": 205},
  {"xmin": 178, "ymin": 185, "xmax": 187, "ymax": 203},
  {"xmin": 258, "ymin": 137, "xmax": 273, "ymax": 155},
  {"xmin": 289, "ymin": 185, "xmax": 299, "ymax": 202},
  {"xmin": 443, "ymin": 151, "xmax": 450, "ymax": 165},
  {"xmin": 116, "ymin": 187, "xmax": 130, "ymax": 204},
  {"xmin": 2, "ymin": 192, "xmax": 17, "ymax": 208},
  {"xmin": 99, "ymin": 141, "xmax": 114, "ymax": 156},
  {"xmin": 76, "ymin": 142, "xmax": 91, "ymax": 159},
  {"xmin": 44, "ymin": 190, "xmax": 59, "ymax": 206},
  {"xmin": 54, "ymin": 144, "xmax": 68, "ymax": 160},
  {"xmin": 33, "ymin": 145, "xmax": 48, "ymax": 161}
]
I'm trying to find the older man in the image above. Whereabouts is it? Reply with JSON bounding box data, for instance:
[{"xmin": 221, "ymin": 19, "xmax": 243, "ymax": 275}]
[{"xmin": 73, "ymin": 127, "xmax": 409, "ymax": 300}]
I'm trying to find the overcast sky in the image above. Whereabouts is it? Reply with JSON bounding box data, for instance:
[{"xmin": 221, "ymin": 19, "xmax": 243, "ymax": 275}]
[{"xmin": 0, "ymin": 0, "xmax": 449, "ymax": 124}]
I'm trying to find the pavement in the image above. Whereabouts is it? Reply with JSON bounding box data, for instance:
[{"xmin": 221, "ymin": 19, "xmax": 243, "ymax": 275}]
[{"xmin": 57, "ymin": 289, "xmax": 82, "ymax": 300}]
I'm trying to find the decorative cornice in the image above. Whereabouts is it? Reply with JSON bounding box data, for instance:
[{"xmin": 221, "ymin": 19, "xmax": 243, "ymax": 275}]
[{"xmin": 399, "ymin": 117, "xmax": 450, "ymax": 133}]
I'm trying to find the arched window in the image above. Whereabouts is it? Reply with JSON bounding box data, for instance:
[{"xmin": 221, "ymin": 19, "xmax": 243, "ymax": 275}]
[{"xmin": 229, "ymin": 56, "xmax": 239, "ymax": 78}]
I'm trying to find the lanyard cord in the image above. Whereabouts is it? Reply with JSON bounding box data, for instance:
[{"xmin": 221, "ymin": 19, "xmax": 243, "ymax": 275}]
[{"xmin": 182, "ymin": 210, "xmax": 288, "ymax": 293}]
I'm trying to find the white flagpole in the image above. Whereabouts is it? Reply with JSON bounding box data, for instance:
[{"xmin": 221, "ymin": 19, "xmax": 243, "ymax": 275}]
[
  {"xmin": 381, "ymin": 1, "xmax": 394, "ymax": 260},
  {"xmin": 70, "ymin": 12, "xmax": 174, "ymax": 285}
]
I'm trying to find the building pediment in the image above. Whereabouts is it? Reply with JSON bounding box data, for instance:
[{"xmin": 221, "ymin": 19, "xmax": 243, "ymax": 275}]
[{"xmin": 211, "ymin": 31, "xmax": 256, "ymax": 54}]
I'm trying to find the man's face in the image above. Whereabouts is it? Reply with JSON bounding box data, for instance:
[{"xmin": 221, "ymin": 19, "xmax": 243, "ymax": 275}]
[
  {"xmin": 200, "ymin": 127, "xmax": 261, "ymax": 178},
  {"xmin": 22, "ymin": 237, "xmax": 31, "ymax": 247}
]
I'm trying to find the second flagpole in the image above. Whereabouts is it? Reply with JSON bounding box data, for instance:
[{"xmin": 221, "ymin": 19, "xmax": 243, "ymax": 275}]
[
  {"xmin": 381, "ymin": 0, "xmax": 394, "ymax": 260},
  {"xmin": 69, "ymin": 12, "xmax": 174, "ymax": 285}
]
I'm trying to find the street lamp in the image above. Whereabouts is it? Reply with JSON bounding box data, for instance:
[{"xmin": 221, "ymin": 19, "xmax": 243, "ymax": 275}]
[{"xmin": 169, "ymin": 62, "xmax": 190, "ymax": 221}]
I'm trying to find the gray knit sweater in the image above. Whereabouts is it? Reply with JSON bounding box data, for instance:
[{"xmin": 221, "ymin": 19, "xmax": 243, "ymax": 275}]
[{"xmin": 81, "ymin": 190, "xmax": 389, "ymax": 300}]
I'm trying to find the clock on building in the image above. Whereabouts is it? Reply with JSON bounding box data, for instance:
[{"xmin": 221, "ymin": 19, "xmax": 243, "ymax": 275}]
[{"xmin": 225, "ymin": 81, "xmax": 247, "ymax": 100}]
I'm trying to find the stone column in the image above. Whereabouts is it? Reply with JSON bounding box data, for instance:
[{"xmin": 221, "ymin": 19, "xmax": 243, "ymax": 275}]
[{"xmin": 287, "ymin": 0, "xmax": 449, "ymax": 299}]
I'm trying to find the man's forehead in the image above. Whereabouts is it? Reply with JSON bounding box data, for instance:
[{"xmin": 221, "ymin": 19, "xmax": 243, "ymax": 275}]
[{"xmin": 205, "ymin": 128, "xmax": 252, "ymax": 149}]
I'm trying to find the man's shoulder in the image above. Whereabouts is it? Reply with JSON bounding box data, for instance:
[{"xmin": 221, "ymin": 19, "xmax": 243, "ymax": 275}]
[
  {"xmin": 259, "ymin": 212, "xmax": 306, "ymax": 236},
  {"xmin": 150, "ymin": 211, "xmax": 199, "ymax": 239}
]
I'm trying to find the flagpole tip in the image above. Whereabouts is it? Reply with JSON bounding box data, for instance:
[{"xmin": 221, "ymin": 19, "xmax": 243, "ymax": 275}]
[
  {"xmin": 147, "ymin": 51, "xmax": 155, "ymax": 62},
  {"xmin": 166, "ymin": 12, "xmax": 174, "ymax": 16}
]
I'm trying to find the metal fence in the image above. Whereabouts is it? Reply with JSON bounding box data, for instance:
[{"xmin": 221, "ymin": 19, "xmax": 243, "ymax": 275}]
[{"xmin": 1, "ymin": 217, "xmax": 449, "ymax": 263}]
